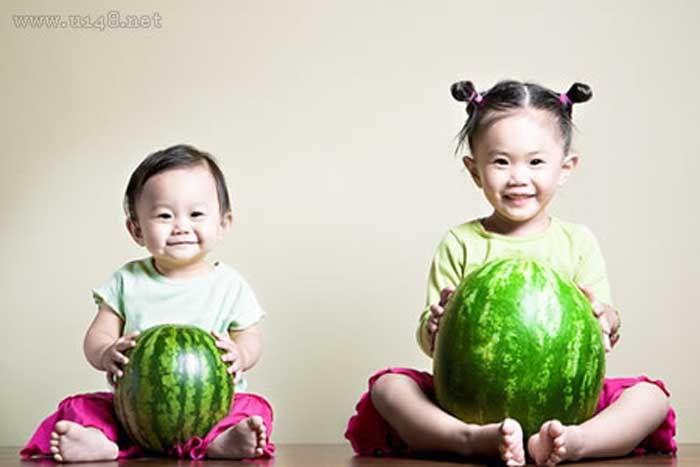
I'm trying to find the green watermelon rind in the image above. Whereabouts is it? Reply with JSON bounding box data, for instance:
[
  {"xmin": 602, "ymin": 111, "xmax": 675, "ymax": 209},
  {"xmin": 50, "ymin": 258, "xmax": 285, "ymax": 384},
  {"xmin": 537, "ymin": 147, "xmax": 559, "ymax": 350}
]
[
  {"xmin": 114, "ymin": 324, "xmax": 234, "ymax": 454},
  {"xmin": 433, "ymin": 258, "xmax": 606, "ymax": 438}
]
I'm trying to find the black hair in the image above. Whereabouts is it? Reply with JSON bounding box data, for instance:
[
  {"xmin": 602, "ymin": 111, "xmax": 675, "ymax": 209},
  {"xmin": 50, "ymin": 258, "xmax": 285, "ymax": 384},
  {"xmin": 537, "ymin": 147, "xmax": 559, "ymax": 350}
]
[
  {"xmin": 124, "ymin": 144, "xmax": 231, "ymax": 220},
  {"xmin": 451, "ymin": 80, "xmax": 592, "ymax": 155}
]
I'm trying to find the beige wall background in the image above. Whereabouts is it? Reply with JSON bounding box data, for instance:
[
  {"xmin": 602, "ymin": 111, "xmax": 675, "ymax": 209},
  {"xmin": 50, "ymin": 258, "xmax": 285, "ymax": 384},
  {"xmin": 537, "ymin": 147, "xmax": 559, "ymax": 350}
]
[{"xmin": 2, "ymin": 0, "xmax": 698, "ymax": 446}]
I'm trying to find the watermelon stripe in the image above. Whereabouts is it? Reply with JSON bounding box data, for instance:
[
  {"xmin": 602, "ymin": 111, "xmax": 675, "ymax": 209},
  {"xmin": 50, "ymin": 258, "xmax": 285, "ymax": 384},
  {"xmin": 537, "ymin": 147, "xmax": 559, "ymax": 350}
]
[
  {"xmin": 126, "ymin": 326, "xmax": 149, "ymax": 449},
  {"xmin": 214, "ymin": 335, "xmax": 226, "ymax": 430},
  {"xmin": 123, "ymin": 331, "xmax": 148, "ymax": 446},
  {"xmin": 145, "ymin": 326, "xmax": 167, "ymax": 451},
  {"xmin": 204, "ymin": 332, "xmax": 221, "ymax": 435},
  {"xmin": 187, "ymin": 334, "xmax": 200, "ymax": 437},
  {"xmin": 172, "ymin": 327, "xmax": 188, "ymax": 446},
  {"xmin": 125, "ymin": 326, "xmax": 151, "ymax": 450},
  {"xmin": 196, "ymin": 334, "xmax": 216, "ymax": 436}
]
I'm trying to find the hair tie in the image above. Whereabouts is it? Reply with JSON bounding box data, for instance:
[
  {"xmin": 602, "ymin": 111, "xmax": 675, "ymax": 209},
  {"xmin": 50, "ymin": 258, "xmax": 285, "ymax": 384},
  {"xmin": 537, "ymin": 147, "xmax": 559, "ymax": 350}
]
[
  {"xmin": 470, "ymin": 91, "xmax": 485, "ymax": 108},
  {"xmin": 559, "ymin": 93, "xmax": 572, "ymax": 106}
]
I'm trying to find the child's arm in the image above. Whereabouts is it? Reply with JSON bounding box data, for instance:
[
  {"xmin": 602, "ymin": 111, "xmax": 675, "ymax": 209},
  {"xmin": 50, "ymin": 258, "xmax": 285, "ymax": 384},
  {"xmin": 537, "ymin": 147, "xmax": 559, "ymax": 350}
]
[
  {"xmin": 417, "ymin": 233, "xmax": 464, "ymax": 356},
  {"xmin": 84, "ymin": 304, "xmax": 139, "ymax": 383},
  {"xmin": 573, "ymin": 225, "xmax": 620, "ymax": 350},
  {"xmin": 212, "ymin": 324, "xmax": 263, "ymax": 376}
]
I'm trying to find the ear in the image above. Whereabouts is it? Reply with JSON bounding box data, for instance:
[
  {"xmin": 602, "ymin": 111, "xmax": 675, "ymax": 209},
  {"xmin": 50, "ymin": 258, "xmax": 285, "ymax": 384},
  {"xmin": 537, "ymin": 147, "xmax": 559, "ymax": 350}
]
[
  {"xmin": 222, "ymin": 211, "xmax": 233, "ymax": 230},
  {"xmin": 218, "ymin": 211, "xmax": 233, "ymax": 238},
  {"xmin": 558, "ymin": 153, "xmax": 579, "ymax": 187},
  {"xmin": 126, "ymin": 217, "xmax": 146, "ymax": 246},
  {"xmin": 462, "ymin": 156, "xmax": 483, "ymax": 188}
]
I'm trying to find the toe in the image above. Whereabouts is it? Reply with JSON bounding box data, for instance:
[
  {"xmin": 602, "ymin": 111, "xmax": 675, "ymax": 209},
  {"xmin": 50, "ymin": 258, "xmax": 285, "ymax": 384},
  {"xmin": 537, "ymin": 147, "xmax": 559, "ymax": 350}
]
[
  {"xmin": 501, "ymin": 417, "xmax": 518, "ymax": 435},
  {"xmin": 526, "ymin": 433, "xmax": 537, "ymax": 450},
  {"xmin": 548, "ymin": 420, "xmax": 564, "ymax": 436},
  {"xmin": 248, "ymin": 415, "xmax": 263, "ymax": 429},
  {"xmin": 54, "ymin": 421, "xmax": 69, "ymax": 434},
  {"xmin": 539, "ymin": 420, "xmax": 552, "ymax": 435}
]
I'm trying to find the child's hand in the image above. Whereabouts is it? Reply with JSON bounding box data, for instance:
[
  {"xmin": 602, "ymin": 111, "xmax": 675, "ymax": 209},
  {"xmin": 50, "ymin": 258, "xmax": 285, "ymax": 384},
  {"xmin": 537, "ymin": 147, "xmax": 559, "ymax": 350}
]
[
  {"xmin": 578, "ymin": 285, "xmax": 621, "ymax": 352},
  {"xmin": 428, "ymin": 287, "xmax": 455, "ymax": 353},
  {"xmin": 100, "ymin": 331, "xmax": 140, "ymax": 387},
  {"xmin": 212, "ymin": 330, "xmax": 245, "ymax": 382}
]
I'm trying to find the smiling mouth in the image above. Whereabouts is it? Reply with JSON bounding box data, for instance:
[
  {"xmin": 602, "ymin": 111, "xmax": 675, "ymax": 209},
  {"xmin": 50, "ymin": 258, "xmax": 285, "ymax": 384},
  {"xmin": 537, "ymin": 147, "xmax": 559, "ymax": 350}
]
[
  {"xmin": 167, "ymin": 241, "xmax": 198, "ymax": 246},
  {"xmin": 504, "ymin": 194, "xmax": 535, "ymax": 200}
]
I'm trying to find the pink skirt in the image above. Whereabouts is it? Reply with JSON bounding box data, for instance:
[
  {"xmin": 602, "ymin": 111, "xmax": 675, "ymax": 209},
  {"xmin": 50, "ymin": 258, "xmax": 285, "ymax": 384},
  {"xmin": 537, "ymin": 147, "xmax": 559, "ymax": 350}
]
[
  {"xmin": 21, "ymin": 391, "xmax": 275, "ymax": 460},
  {"xmin": 345, "ymin": 368, "xmax": 677, "ymax": 457}
]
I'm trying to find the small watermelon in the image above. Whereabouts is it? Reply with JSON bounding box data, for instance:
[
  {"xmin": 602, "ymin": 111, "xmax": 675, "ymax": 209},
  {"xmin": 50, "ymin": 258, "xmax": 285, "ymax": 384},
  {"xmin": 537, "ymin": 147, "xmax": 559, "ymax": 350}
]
[
  {"xmin": 114, "ymin": 324, "xmax": 234, "ymax": 454},
  {"xmin": 433, "ymin": 258, "xmax": 605, "ymax": 438}
]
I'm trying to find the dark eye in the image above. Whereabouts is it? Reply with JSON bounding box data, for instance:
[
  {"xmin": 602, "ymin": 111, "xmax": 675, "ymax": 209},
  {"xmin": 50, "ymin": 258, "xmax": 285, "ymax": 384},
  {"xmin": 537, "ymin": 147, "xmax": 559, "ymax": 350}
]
[
  {"xmin": 530, "ymin": 158, "xmax": 545, "ymax": 166},
  {"xmin": 494, "ymin": 157, "xmax": 509, "ymax": 166},
  {"xmin": 157, "ymin": 213, "xmax": 172, "ymax": 220},
  {"xmin": 191, "ymin": 211, "xmax": 205, "ymax": 218}
]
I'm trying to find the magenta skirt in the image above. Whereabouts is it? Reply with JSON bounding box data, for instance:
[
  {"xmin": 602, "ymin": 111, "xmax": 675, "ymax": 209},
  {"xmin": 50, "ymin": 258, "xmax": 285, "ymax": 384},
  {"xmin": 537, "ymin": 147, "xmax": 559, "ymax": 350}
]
[
  {"xmin": 21, "ymin": 391, "xmax": 275, "ymax": 460},
  {"xmin": 345, "ymin": 368, "xmax": 677, "ymax": 457}
]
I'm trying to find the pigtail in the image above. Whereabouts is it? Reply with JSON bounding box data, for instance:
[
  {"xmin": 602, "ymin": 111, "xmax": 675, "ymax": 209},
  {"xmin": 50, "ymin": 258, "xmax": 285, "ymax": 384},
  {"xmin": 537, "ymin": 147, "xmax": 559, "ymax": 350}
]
[
  {"xmin": 451, "ymin": 81, "xmax": 485, "ymax": 110},
  {"xmin": 451, "ymin": 80, "xmax": 485, "ymax": 154},
  {"xmin": 561, "ymin": 82, "xmax": 593, "ymax": 105},
  {"xmin": 451, "ymin": 81, "xmax": 475, "ymax": 102}
]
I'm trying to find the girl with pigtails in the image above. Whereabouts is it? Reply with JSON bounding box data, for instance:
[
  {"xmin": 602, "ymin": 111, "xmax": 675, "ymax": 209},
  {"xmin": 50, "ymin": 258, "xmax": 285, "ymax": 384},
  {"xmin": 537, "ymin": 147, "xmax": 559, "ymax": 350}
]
[{"xmin": 345, "ymin": 80, "xmax": 676, "ymax": 466}]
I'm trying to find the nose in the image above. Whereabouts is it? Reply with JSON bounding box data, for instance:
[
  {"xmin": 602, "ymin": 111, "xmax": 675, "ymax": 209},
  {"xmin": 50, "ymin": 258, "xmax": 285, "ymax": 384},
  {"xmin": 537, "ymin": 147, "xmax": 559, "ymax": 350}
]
[
  {"xmin": 508, "ymin": 163, "xmax": 529, "ymax": 185},
  {"xmin": 172, "ymin": 216, "xmax": 192, "ymax": 235}
]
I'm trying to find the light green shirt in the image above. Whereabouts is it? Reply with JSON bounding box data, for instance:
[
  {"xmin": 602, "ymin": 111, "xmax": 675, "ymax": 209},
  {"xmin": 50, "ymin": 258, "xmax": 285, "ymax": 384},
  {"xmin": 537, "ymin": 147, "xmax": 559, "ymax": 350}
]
[
  {"xmin": 417, "ymin": 217, "xmax": 611, "ymax": 356},
  {"xmin": 93, "ymin": 257, "xmax": 265, "ymax": 391}
]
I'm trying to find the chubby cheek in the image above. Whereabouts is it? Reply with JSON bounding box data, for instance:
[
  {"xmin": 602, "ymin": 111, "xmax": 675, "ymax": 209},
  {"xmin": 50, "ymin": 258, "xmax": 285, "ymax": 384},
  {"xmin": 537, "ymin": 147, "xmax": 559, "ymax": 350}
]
[
  {"xmin": 142, "ymin": 225, "xmax": 169, "ymax": 249},
  {"xmin": 535, "ymin": 175, "xmax": 560, "ymax": 198},
  {"xmin": 192, "ymin": 223, "xmax": 218, "ymax": 243},
  {"xmin": 481, "ymin": 174, "xmax": 506, "ymax": 199},
  {"xmin": 481, "ymin": 190, "xmax": 504, "ymax": 211}
]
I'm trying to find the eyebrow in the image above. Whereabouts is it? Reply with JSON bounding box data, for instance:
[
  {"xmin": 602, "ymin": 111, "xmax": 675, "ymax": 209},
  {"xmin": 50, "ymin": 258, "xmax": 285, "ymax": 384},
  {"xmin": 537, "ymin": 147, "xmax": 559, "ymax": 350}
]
[
  {"xmin": 148, "ymin": 204, "xmax": 172, "ymax": 211},
  {"xmin": 487, "ymin": 149, "xmax": 546, "ymax": 157},
  {"xmin": 149, "ymin": 202, "xmax": 210, "ymax": 211},
  {"xmin": 150, "ymin": 203, "xmax": 172, "ymax": 209}
]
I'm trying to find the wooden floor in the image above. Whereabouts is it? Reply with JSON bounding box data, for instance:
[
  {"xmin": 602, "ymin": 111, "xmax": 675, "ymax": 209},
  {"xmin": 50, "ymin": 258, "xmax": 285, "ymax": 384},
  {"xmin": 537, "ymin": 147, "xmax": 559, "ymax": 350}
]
[{"xmin": 5, "ymin": 444, "xmax": 693, "ymax": 466}]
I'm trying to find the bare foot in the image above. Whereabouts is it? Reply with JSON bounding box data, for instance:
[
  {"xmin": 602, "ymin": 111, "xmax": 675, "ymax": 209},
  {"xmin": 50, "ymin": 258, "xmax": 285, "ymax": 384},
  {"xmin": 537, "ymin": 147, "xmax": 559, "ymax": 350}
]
[
  {"xmin": 206, "ymin": 415, "xmax": 267, "ymax": 459},
  {"xmin": 455, "ymin": 418, "xmax": 524, "ymax": 465},
  {"xmin": 49, "ymin": 420, "xmax": 118, "ymax": 462},
  {"xmin": 498, "ymin": 418, "xmax": 526, "ymax": 466},
  {"xmin": 527, "ymin": 420, "xmax": 584, "ymax": 466}
]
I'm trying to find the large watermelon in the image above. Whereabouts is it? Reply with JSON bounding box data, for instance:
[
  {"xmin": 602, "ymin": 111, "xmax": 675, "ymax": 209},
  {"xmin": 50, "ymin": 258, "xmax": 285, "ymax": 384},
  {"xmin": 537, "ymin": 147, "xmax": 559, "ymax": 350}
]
[
  {"xmin": 433, "ymin": 258, "xmax": 605, "ymax": 438},
  {"xmin": 114, "ymin": 324, "xmax": 234, "ymax": 454}
]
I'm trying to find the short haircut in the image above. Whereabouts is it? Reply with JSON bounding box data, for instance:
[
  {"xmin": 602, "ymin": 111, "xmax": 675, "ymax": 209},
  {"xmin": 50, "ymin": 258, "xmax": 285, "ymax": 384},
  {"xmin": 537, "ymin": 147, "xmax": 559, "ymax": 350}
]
[{"xmin": 124, "ymin": 144, "xmax": 231, "ymax": 220}]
